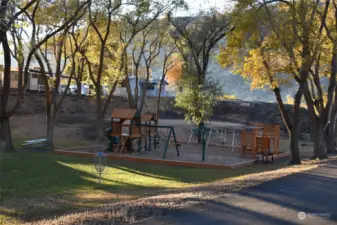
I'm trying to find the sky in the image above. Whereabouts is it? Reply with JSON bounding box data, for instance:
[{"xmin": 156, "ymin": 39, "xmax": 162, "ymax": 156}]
[{"xmin": 175, "ymin": 0, "xmax": 231, "ymax": 16}]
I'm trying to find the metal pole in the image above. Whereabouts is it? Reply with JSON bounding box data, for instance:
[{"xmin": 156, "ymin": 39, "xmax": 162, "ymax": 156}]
[
  {"xmin": 171, "ymin": 127, "xmax": 180, "ymax": 156},
  {"xmin": 162, "ymin": 128, "xmax": 172, "ymax": 159},
  {"xmin": 202, "ymin": 128, "xmax": 206, "ymax": 161}
]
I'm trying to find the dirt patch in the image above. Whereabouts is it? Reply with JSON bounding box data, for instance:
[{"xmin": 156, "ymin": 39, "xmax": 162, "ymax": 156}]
[{"xmin": 10, "ymin": 115, "xmax": 97, "ymax": 142}]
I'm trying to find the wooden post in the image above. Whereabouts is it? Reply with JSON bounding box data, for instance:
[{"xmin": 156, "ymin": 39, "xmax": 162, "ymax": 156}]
[{"xmin": 202, "ymin": 128, "xmax": 206, "ymax": 162}]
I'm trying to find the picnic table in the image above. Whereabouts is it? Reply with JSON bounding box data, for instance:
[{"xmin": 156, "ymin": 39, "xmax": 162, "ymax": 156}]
[
  {"xmin": 207, "ymin": 125, "xmax": 263, "ymax": 152},
  {"xmin": 22, "ymin": 139, "xmax": 48, "ymax": 149}
]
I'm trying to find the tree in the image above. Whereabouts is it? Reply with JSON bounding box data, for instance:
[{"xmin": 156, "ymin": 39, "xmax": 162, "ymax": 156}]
[
  {"xmin": 64, "ymin": 24, "xmax": 86, "ymax": 99},
  {"xmin": 77, "ymin": 0, "xmax": 121, "ymax": 141},
  {"xmin": 175, "ymin": 76, "xmax": 223, "ymax": 125},
  {"xmin": 168, "ymin": 9, "xmax": 233, "ymax": 142},
  {"xmin": 217, "ymin": 3, "xmax": 304, "ymax": 164},
  {"xmin": 9, "ymin": 16, "xmax": 28, "ymax": 95},
  {"xmin": 155, "ymin": 43, "xmax": 180, "ymax": 124},
  {"xmin": 0, "ymin": 0, "xmax": 39, "ymax": 152},
  {"xmin": 225, "ymin": 0, "xmax": 337, "ymax": 161},
  {"xmin": 260, "ymin": 0, "xmax": 337, "ymax": 159},
  {"xmin": 138, "ymin": 24, "xmax": 166, "ymax": 112},
  {"xmin": 32, "ymin": 0, "xmax": 89, "ymax": 149},
  {"xmin": 0, "ymin": 0, "xmax": 89, "ymax": 152},
  {"xmin": 117, "ymin": 0, "xmax": 187, "ymax": 109}
]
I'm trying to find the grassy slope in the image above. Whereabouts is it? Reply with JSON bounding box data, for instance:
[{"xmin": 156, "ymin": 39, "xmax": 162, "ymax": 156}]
[{"xmin": 0, "ymin": 150, "xmax": 283, "ymax": 224}]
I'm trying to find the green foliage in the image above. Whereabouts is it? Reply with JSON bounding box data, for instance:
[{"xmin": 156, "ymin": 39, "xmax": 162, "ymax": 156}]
[{"xmin": 175, "ymin": 76, "xmax": 223, "ymax": 125}]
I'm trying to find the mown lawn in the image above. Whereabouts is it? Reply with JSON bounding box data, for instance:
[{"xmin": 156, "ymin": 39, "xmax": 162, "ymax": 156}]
[{"xmin": 0, "ymin": 150, "xmax": 283, "ymax": 224}]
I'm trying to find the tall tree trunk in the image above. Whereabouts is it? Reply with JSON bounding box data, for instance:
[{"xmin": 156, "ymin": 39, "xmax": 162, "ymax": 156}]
[
  {"xmin": 46, "ymin": 108, "xmax": 55, "ymax": 150},
  {"xmin": 156, "ymin": 74, "xmax": 166, "ymax": 125},
  {"xmin": 77, "ymin": 79, "xmax": 82, "ymax": 98},
  {"xmin": 289, "ymin": 90, "xmax": 302, "ymax": 164},
  {"xmin": 325, "ymin": 122, "xmax": 336, "ymax": 153},
  {"xmin": 312, "ymin": 120, "xmax": 327, "ymax": 159},
  {"xmin": 102, "ymin": 81, "xmax": 117, "ymax": 118},
  {"xmin": 123, "ymin": 51, "xmax": 135, "ymax": 108},
  {"xmin": 263, "ymin": 56, "xmax": 302, "ymax": 164},
  {"xmin": 289, "ymin": 128, "xmax": 301, "ymax": 164},
  {"xmin": 274, "ymin": 86, "xmax": 301, "ymax": 164},
  {"xmin": 0, "ymin": 116, "xmax": 14, "ymax": 152},
  {"xmin": 0, "ymin": 30, "xmax": 14, "ymax": 152},
  {"xmin": 96, "ymin": 85, "xmax": 104, "ymax": 141},
  {"xmin": 17, "ymin": 64, "xmax": 23, "ymax": 92},
  {"xmin": 139, "ymin": 66, "xmax": 151, "ymax": 113},
  {"xmin": 125, "ymin": 75, "xmax": 135, "ymax": 108}
]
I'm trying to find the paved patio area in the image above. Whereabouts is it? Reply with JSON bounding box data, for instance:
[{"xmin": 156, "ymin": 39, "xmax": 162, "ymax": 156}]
[
  {"xmin": 55, "ymin": 141, "xmax": 289, "ymax": 169},
  {"xmin": 55, "ymin": 119, "xmax": 290, "ymax": 169}
]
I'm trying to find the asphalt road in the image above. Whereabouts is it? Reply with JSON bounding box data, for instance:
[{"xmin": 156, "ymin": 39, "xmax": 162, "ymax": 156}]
[{"xmin": 136, "ymin": 161, "xmax": 337, "ymax": 225}]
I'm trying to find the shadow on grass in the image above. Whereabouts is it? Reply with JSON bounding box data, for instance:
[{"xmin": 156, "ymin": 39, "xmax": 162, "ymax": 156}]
[
  {"xmin": 72, "ymin": 164, "xmax": 337, "ymax": 225},
  {"xmin": 0, "ymin": 150, "xmax": 285, "ymax": 223},
  {"xmin": 112, "ymin": 160, "xmax": 284, "ymax": 183}
]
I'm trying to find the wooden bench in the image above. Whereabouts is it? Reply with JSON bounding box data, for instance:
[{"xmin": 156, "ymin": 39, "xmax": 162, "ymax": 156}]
[{"xmin": 22, "ymin": 139, "xmax": 48, "ymax": 149}]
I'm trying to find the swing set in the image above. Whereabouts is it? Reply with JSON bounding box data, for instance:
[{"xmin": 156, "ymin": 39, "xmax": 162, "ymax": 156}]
[{"xmin": 107, "ymin": 108, "xmax": 180, "ymax": 159}]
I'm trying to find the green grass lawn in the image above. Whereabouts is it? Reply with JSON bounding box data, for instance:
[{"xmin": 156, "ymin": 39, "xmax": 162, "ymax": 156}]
[{"xmin": 0, "ymin": 150, "xmax": 283, "ymax": 224}]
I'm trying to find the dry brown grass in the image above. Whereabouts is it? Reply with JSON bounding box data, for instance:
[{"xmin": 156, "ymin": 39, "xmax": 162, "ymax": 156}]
[{"xmin": 26, "ymin": 157, "xmax": 337, "ymax": 225}]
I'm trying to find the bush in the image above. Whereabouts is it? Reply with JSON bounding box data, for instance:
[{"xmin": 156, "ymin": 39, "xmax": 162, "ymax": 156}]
[{"xmin": 175, "ymin": 77, "xmax": 223, "ymax": 125}]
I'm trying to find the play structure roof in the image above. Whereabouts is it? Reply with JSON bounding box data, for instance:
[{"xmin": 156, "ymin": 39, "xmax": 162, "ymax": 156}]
[
  {"xmin": 111, "ymin": 108, "xmax": 138, "ymax": 119},
  {"xmin": 141, "ymin": 114, "xmax": 154, "ymax": 121}
]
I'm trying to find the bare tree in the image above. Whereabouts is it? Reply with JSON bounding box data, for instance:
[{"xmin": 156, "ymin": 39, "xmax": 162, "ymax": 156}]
[
  {"xmin": 168, "ymin": 10, "xmax": 233, "ymax": 85},
  {"xmin": 155, "ymin": 44, "xmax": 179, "ymax": 124},
  {"xmin": 139, "ymin": 26, "xmax": 165, "ymax": 113},
  {"xmin": 0, "ymin": 0, "xmax": 38, "ymax": 152},
  {"xmin": 0, "ymin": 0, "xmax": 89, "ymax": 152},
  {"xmin": 168, "ymin": 10, "xmax": 233, "ymax": 142},
  {"xmin": 116, "ymin": 0, "xmax": 187, "ymax": 109}
]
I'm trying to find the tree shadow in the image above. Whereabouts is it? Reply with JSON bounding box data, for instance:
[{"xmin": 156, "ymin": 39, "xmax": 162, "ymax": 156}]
[
  {"xmin": 236, "ymin": 166, "xmax": 337, "ymax": 223},
  {"xmin": 109, "ymin": 160, "xmax": 284, "ymax": 183},
  {"xmin": 132, "ymin": 165, "xmax": 337, "ymax": 225},
  {"xmin": 0, "ymin": 150, "xmax": 287, "ymax": 223},
  {"xmin": 0, "ymin": 151, "xmax": 155, "ymax": 222}
]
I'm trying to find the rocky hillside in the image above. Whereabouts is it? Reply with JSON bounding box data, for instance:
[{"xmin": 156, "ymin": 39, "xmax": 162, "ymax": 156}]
[{"xmin": 9, "ymin": 94, "xmax": 311, "ymax": 139}]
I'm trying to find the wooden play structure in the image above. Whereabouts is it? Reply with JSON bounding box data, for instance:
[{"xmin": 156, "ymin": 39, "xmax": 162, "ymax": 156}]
[
  {"xmin": 240, "ymin": 124, "xmax": 280, "ymax": 162},
  {"xmin": 140, "ymin": 114, "xmax": 157, "ymax": 151},
  {"xmin": 111, "ymin": 108, "xmax": 142, "ymax": 152},
  {"xmin": 109, "ymin": 108, "xmax": 180, "ymax": 158}
]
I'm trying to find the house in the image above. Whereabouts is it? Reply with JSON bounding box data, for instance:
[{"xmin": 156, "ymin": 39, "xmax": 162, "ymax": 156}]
[
  {"xmin": 0, "ymin": 66, "xmax": 24, "ymax": 90},
  {"xmin": 114, "ymin": 75, "xmax": 173, "ymax": 98},
  {"xmin": 0, "ymin": 65, "xmax": 72, "ymax": 93}
]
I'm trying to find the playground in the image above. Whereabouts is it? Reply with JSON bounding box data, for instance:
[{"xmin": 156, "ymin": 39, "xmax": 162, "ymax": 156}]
[
  {"xmin": 1, "ymin": 111, "xmax": 310, "ymax": 224},
  {"xmin": 54, "ymin": 109, "xmax": 290, "ymax": 169}
]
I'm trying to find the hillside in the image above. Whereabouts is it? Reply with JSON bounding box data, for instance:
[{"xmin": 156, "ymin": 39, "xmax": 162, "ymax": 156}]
[{"xmin": 8, "ymin": 94, "xmax": 311, "ymax": 140}]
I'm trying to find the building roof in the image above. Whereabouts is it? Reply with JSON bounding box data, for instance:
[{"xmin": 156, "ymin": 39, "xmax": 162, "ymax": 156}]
[{"xmin": 28, "ymin": 68, "xmax": 70, "ymax": 79}]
